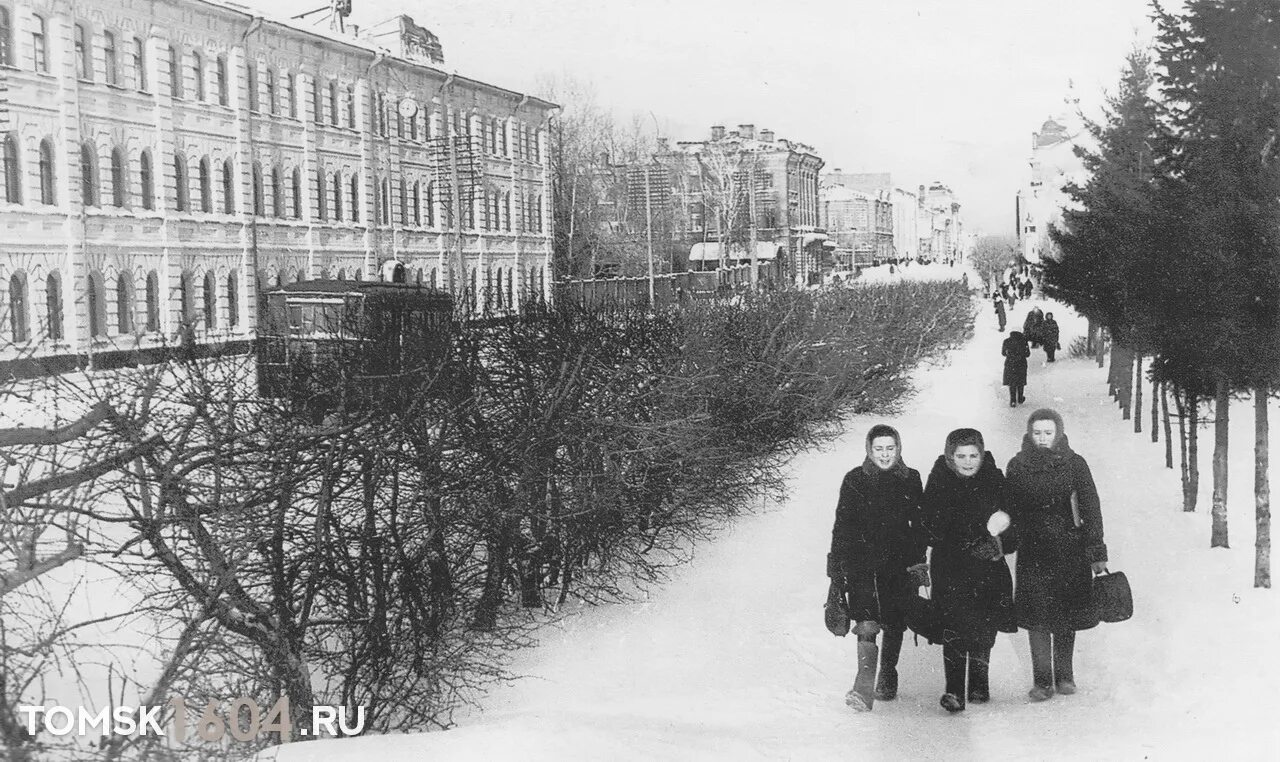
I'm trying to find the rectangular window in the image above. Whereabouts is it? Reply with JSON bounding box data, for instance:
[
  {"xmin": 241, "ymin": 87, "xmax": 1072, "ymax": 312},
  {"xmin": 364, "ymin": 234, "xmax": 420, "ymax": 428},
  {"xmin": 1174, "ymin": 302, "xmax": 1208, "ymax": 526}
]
[
  {"xmin": 287, "ymin": 74, "xmax": 297, "ymax": 118},
  {"xmin": 75, "ymin": 24, "xmax": 91, "ymax": 81},
  {"xmin": 168, "ymin": 45, "xmax": 182, "ymax": 98},
  {"xmin": 32, "ymin": 15, "xmax": 47, "ymax": 73},
  {"xmin": 0, "ymin": 7, "xmax": 11, "ymax": 67},
  {"xmin": 103, "ymin": 32, "xmax": 118, "ymax": 85},
  {"xmin": 217, "ymin": 56, "xmax": 227, "ymax": 105},
  {"xmin": 247, "ymin": 64, "xmax": 258, "ymax": 111},
  {"xmin": 133, "ymin": 38, "xmax": 147, "ymax": 91}
]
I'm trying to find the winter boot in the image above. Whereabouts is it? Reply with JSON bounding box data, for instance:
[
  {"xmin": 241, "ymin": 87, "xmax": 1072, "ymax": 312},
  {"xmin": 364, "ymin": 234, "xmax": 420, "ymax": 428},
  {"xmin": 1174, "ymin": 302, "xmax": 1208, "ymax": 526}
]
[
  {"xmin": 967, "ymin": 647, "xmax": 991, "ymax": 703},
  {"xmin": 846, "ymin": 639, "xmax": 879, "ymax": 711},
  {"xmin": 875, "ymin": 628, "xmax": 904, "ymax": 701},
  {"xmin": 941, "ymin": 643, "xmax": 967, "ymax": 713},
  {"xmin": 1028, "ymin": 631, "xmax": 1055, "ymax": 702},
  {"xmin": 1053, "ymin": 631, "xmax": 1077, "ymax": 695}
]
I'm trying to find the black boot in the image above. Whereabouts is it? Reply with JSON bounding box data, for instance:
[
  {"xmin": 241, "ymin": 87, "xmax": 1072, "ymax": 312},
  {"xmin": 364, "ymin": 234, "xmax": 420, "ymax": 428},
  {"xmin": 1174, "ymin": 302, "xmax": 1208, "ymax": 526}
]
[
  {"xmin": 941, "ymin": 643, "xmax": 967, "ymax": 713},
  {"xmin": 1029, "ymin": 631, "xmax": 1055, "ymax": 701},
  {"xmin": 875, "ymin": 628, "xmax": 904, "ymax": 700},
  {"xmin": 1053, "ymin": 630, "xmax": 1077, "ymax": 694},
  {"xmin": 968, "ymin": 647, "xmax": 991, "ymax": 703}
]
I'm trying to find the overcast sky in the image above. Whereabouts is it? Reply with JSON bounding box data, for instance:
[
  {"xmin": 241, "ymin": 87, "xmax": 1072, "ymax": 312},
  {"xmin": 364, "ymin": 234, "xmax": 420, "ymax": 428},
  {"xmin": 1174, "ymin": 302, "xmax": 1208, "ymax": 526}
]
[{"xmin": 263, "ymin": 0, "xmax": 1175, "ymax": 236}]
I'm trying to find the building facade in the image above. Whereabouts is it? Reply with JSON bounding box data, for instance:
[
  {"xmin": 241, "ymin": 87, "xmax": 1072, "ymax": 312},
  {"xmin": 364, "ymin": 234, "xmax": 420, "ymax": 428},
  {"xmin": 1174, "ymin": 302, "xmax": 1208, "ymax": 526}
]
[
  {"xmin": 920, "ymin": 181, "xmax": 963, "ymax": 263},
  {"xmin": 0, "ymin": 0, "xmax": 555, "ymax": 372},
  {"xmin": 661, "ymin": 124, "xmax": 825, "ymax": 286},
  {"xmin": 1014, "ymin": 110, "xmax": 1088, "ymax": 266},
  {"xmin": 821, "ymin": 170, "xmax": 922, "ymax": 262}
]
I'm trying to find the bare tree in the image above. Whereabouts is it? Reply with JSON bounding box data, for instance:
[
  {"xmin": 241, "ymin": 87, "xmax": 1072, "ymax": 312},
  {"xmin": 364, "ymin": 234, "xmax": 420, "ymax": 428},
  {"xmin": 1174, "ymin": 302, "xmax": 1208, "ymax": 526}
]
[{"xmin": 969, "ymin": 235, "xmax": 1019, "ymax": 292}]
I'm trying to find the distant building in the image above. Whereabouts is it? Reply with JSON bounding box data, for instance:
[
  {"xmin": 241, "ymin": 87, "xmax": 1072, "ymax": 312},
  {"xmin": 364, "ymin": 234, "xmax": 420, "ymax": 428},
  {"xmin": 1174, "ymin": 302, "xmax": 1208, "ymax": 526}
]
[
  {"xmin": 1015, "ymin": 86, "xmax": 1090, "ymax": 265},
  {"xmin": 0, "ymin": 0, "xmax": 555, "ymax": 375},
  {"xmin": 660, "ymin": 124, "xmax": 825, "ymax": 285},
  {"xmin": 920, "ymin": 181, "xmax": 963, "ymax": 263},
  {"xmin": 821, "ymin": 170, "xmax": 923, "ymax": 262}
]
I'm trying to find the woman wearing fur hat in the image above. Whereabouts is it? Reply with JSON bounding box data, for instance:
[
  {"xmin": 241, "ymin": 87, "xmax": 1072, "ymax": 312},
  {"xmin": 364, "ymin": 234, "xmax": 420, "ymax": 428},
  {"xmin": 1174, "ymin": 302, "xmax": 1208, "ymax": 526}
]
[
  {"xmin": 1005, "ymin": 409, "xmax": 1109, "ymax": 702},
  {"xmin": 827, "ymin": 424, "xmax": 928, "ymax": 711},
  {"xmin": 920, "ymin": 429, "xmax": 1017, "ymax": 713}
]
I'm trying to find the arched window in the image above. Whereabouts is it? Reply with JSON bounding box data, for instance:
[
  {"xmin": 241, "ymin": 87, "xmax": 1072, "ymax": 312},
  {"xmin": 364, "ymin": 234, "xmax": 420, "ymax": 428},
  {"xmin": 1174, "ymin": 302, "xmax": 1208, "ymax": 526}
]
[
  {"xmin": 484, "ymin": 267, "xmax": 494, "ymax": 311},
  {"xmin": 79, "ymin": 142, "xmax": 98, "ymax": 207},
  {"xmin": 345, "ymin": 84, "xmax": 355, "ymax": 127},
  {"xmin": 291, "ymin": 168, "xmax": 302, "ymax": 219},
  {"xmin": 493, "ymin": 267, "xmax": 503, "ymax": 309},
  {"xmin": 335, "ymin": 268, "xmax": 345, "ymax": 281},
  {"xmin": 3, "ymin": 132, "xmax": 20, "ymax": 204},
  {"xmin": 202, "ymin": 271, "xmax": 217, "ymax": 329},
  {"xmin": 271, "ymin": 165, "xmax": 283, "ymax": 217},
  {"xmin": 110, "ymin": 147, "xmax": 126, "ymax": 207},
  {"xmin": 507, "ymin": 267, "xmax": 515, "ymax": 309},
  {"xmin": 45, "ymin": 272, "xmax": 63, "ymax": 340},
  {"xmin": 328, "ymin": 80, "xmax": 339, "ymax": 125},
  {"xmin": 192, "ymin": 50, "xmax": 205, "ymax": 101},
  {"xmin": 199, "ymin": 157, "xmax": 212, "ymax": 212},
  {"xmin": 222, "ymin": 159, "xmax": 235, "ymax": 213},
  {"xmin": 503, "ymin": 191, "xmax": 512, "ymax": 232},
  {"xmin": 286, "ymin": 73, "xmax": 297, "ymax": 119},
  {"xmin": 168, "ymin": 45, "xmax": 182, "ymax": 98},
  {"xmin": 312, "ymin": 78, "xmax": 323, "ymax": 124},
  {"xmin": 412, "ymin": 180, "xmax": 421, "ymax": 226},
  {"xmin": 535, "ymin": 194, "xmax": 544, "ymax": 233},
  {"xmin": 103, "ymin": 31, "xmax": 118, "ymax": 86},
  {"xmin": 74, "ymin": 24, "xmax": 92, "ymax": 81},
  {"xmin": 378, "ymin": 175, "xmax": 389, "ymax": 224},
  {"xmin": 246, "ymin": 62, "xmax": 259, "ymax": 111},
  {"xmin": 173, "ymin": 154, "xmax": 189, "ymax": 211},
  {"xmin": 316, "ymin": 169, "xmax": 327, "ymax": 221},
  {"xmin": 350, "ymin": 173, "xmax": 359, "ymax": 222},
  {"xmin": 410, "ymin": 109, "xmax": 419, "ymax": 141},
  {"xmin": 32, "ymin": 15, "xmax": 48, "ymax": 73},
  {"xmin": 265, "ymin": 68, "xmax": 277, "ymax": 115},
  {"xmin": 145, "ymin": 271, "xmax": 160, "ymax": 331},
  {"xmin": 87, "ymin": 271, "xmax": 106, "ymax": 337},
  {"xmin": 399, "ymin": 178, "xmax": 408, "ymax": 226},
  {"xmin": 226, "ymin": 271, "xmax": 239, "ymax": 328},
  {"xmin": 216, "ymin": 55, "xmax": 228, "ymax": 106},
  {"xmin": 429, "ymin": 267, "xmax": 438, "ymax": 289},
  {"xmin": 115, "ymin": 273, "xmax": 133, "ymax": 334},
  {"xmin": 0, "ymin": 8, "xmax": 12, "ymax": 67},
  {"xmin": 251, "ymin": 162, "xmax": 264, "ymax": 216},
  {"xmin": 139, "ymin": 150, "xmax": 153, "ymax": 209},
  {"xmin": 8, "ymin": 271, "xmax": 28, "ymax": 342},
  {"xmin": 332, "ymin": 171, "xmax": 343, "ymax": 220},
  {"xmin": 179, "ymin": 271, "xmax": 195, "ymax": 324},
  {"xmin": 425, "ymin": 182, "xmax": 435, "ymax": 227}
]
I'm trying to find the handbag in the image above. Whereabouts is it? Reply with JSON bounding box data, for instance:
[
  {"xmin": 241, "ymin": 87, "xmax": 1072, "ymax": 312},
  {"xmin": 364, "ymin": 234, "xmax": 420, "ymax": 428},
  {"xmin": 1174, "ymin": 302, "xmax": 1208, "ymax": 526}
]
[
  {"xmin": 904, "ymin": 589, "xmax": 946, "ymax": 645},
  {"xmin": 824, "ymin": 580, "xmax": 850, "ymax": 637},
  {"xmin": 1092, "ymin": 570, "xmax": 1133, "ymax": 623}
]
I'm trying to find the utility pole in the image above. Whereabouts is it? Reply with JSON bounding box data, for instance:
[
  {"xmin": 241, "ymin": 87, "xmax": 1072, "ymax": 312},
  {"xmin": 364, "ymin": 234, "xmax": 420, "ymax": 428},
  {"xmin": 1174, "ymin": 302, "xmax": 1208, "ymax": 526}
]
[
  {"xmin": 644, "ymin": 162, "xmax": 655, "ymax": 305},
  {"xmin": 748, "ymin": 158, "xmax": 758, "ymax": 286}
]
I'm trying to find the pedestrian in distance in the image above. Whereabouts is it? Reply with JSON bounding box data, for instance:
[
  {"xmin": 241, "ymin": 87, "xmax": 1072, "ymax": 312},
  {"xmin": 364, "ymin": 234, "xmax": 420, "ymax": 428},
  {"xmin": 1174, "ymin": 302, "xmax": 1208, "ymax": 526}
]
[
  {"xmin": 1004, "ymin": 409, "xmax": 1109, "ymax": 702},
  {"xmin": 1001, "ymin": 330, "xmax": 1030, "ymax": 407},
  {"xmin": 826, "ymin": 425, "xmax": 929, "ymax": 712},
  {"xmin": 1023, "ymin": 306, "xmax": 1045, "ymax": 349},
  {"xmin": 920, "ymin": 429, "xmax": 1017, "ymax": 713},
  {"xmin": 1042, "ymin": 312, "xmax": 1061, "ymax": 362},
  {"xmin": 993, "ymin": 294, "xmax": 1007, "ymax": 332},
  {"xmin": 1022, "ymin": 278, "xmax": 1033, "ymax": 299}
]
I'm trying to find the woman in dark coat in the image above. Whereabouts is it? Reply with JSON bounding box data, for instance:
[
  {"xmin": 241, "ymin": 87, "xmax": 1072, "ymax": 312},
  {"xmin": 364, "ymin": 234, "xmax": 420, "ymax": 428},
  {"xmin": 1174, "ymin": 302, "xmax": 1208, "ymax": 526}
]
[
  {"xmin": 993, "ymin": 294, "xmax": 1007, "ymax": 332},
  {"xmin": 1023, "ymin": 307, "xmax": 1045, "ymax": 348},
  {"xmin": 1042, "ymin": 313, "xmax": 1061, "ymax": 362},
  {"xmin": 1001, "ymin": 331, "xmax": 1030, "ymax": 407},
  {"xmin": 920, "ymin": 429, "xmax": 1017, "ymax": 713},
  {"xmin": 1005, "ymin": 409, "xmax": 1109, "ymax": 701},
  {"xmin": 827, "ymin": 424, "xmax": 928, "ymax": 711}
]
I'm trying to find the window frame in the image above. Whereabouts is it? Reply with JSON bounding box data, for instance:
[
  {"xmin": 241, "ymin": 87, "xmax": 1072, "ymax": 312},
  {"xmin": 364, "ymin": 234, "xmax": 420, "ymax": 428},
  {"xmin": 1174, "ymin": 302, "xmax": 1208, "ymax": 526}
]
[
  {"xmin": 110, "ymin": 146, "xmax": 126, "ymax": 207},
  {"xmin": 2, "ymin": 132, "xmax": 20, "ymax": 204},
  {"xmin": 139, "ymin": 150, "xmax": 154, "ymax": 210},
  {"xmin": 32, "ymin": 14, "xmax": 47, "ymax": 73},
  {"xmin": 74, "ymin": 23, "xmax": 92, "ymax": 82},
  {"xmin": 103, "ymin": 31, "xmax": 118, "ymax": 86}
]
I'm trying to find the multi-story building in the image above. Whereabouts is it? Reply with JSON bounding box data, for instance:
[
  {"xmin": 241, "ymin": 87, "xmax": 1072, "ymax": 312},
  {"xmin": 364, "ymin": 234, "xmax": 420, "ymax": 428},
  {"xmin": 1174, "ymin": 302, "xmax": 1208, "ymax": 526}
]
[
  {"xmin": 821, "ymin": 170, "xmax": 920, "ymax": 261},
  {"xmin": 0, "ymin": 0, "xmax": 556, "ymax": 374},
  {"xmin": 920, "ymin": 182, "xmax": 963, "ymax": 263},
  {"xmin": 819, "ymin": 182, "xmax": 893, "ymax": 267},
  {"xmin": 1014, "ymin": 106, "xmax": 1088, "ymax": 266},
  {"xmin": 661, "ymin": 124, "xmax": 825, "ymax": 286}
]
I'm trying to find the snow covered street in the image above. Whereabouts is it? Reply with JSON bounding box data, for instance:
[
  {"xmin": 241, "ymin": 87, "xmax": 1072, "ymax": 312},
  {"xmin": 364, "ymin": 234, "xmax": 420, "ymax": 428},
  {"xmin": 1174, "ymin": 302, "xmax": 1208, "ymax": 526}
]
[{"xmin": 266, "ymin": 282, "xmax": 1280, "ymax": 761}]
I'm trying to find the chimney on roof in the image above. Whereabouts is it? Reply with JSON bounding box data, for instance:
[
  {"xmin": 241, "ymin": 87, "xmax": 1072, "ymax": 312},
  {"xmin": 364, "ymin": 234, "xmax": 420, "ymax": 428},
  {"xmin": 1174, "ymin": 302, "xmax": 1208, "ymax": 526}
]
[
  {"xmin": 759, "ymin": 128, "xmax": 774, "ymax": 142},
  {"xmin": 729, "ymin": 130, "xmax": 741, "ymax": 139},
  {"xmin": 738, "ymin": 124, "xmax": 755, "ymax": 140},
  {"xmin": 711, "ymin": 125, "xmax": 726, "ymax": 140}
]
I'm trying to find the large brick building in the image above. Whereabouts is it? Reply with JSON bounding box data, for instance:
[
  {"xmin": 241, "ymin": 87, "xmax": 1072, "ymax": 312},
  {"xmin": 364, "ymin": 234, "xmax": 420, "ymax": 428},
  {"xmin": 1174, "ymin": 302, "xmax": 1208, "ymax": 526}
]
[{"xmin": 0, "ymin": 0, "xmax": 556, "ymax": 372}]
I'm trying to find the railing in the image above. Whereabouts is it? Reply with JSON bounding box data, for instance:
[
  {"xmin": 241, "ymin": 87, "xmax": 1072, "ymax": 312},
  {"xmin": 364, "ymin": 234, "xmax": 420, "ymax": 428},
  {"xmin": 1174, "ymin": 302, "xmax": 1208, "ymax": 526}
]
[{"xmin": 554, "ymin": 265, "xmax": 758, "ymax": 310}]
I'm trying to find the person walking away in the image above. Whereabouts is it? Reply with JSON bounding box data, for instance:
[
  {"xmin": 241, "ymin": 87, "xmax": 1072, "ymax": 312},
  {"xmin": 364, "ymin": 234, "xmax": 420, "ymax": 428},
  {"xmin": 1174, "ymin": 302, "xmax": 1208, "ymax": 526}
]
[
  {"xmin": 993, "ymin": 294, "xmax": 1007, "ymax": 332},
  {"xmin": 920, "ymin": 429, "xmax": 1017, "ymax": 713},
  {"xmin": 1042, "ymin": 312, "xmax": 1061, "ymax": 362},
  {"xmin": 827, "ymin": 425, "xmax": 929, "ymax": 711},
  {"xmin": 1002, "ymin": 331, "xmax": 1031, "ymax": 406},
  {"xmin": 1023, "ymin": 306, "xmax": 1045, "ymax": 349},
  {"xmin": 1005, "ymin": 410, "xmax": 1109, "ymax": 701}
]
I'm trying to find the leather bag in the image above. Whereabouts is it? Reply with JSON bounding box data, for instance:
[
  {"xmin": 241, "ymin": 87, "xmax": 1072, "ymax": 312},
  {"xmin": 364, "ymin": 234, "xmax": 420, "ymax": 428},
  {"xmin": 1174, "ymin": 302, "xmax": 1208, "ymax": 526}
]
[
  {"xmin": 824, "ymin": 580, "xmax": 851, "ymax": 636},
  {"xmin": 1092, "ymin": 570, "xmax": 1133, "ymax": 623}
]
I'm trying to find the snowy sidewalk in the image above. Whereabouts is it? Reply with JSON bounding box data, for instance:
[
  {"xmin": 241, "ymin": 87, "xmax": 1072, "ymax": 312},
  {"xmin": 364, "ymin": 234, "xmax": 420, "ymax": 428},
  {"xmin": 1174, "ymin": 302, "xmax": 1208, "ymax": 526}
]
[{"xmin": 268, "ymin": 294, "xmax": 1280, "ymax": 761}]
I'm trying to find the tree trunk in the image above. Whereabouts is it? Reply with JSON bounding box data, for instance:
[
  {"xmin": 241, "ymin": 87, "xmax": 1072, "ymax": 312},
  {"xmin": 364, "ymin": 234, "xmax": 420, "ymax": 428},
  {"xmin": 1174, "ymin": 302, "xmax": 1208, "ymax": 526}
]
[
  {"xmin": 1096, "ymin": 326, "xmax": 1106, "ymax": 368},
  {"xmin": 1175, "ymin": 388, "xmax": 1191, "ymax": 507},
  {"xmin": 1211, "ymin": 374, "xmax": 1230, "ymax": 548},
  {"xmin": 1189, "ymin": 392, "xmax": 1200, "ymax": 513},
  {"xmin": 1162, "ymin": 380, "xmax": 1174, "ymax": 469},
  {"xmin": 1151, "ymin": 375, "xmax": 1160, "ymax": 443},
  {"xmin": 1108, "ymin": 341, "xmax": 1119, "ymax": 399},
  {"xmin": 1256, "ymin": 384, "xmax": 1271, "ymax": 588},
  {"xmin": 1086, "ymin": 317, "xmax": 1097, "ymax": 354},
  {"xmin": 1133, "ymin": 352, "xmax": 1143, "ymax": 431}
]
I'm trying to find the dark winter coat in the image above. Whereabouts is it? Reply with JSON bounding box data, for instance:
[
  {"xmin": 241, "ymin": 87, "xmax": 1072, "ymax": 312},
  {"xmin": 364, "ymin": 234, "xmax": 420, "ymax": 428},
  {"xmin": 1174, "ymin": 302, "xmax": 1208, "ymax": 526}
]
[
  {"xmin": 920, "ymin": 453, "xmax": 1017, "ymax": 650},
  {"xmin": 829, "ymin": 460, "xmax": 925, "ymax": 628},
  {"xmin": 1023, "ymin": 308, "xmax": 1045, "ymax": 345},
  {"xmin": 1002, "ymin": 332, "xmax": 1030, "ymax": 387},
  {"xmin": 1041, "ymin": 318, "xmax": 1060, "ymax": 350},
  {"xmin": 1005, "ymin": 431, "xmax": 1108, "ymax": 632},
  {"xmin": 993, "ymin": 298, "xmax": 1006, "ymax": 321}
]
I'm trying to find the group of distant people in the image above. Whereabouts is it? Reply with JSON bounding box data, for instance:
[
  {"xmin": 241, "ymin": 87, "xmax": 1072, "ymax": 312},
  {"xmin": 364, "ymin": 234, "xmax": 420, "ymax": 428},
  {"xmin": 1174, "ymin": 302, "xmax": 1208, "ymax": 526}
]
[
  {"xmin": 826, "ymin": 415, "xmax": 1109, "ymax": 713},
  {"xmin": 990, "ymin": 271, "xmax": 1060, "ymax": 408}
]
